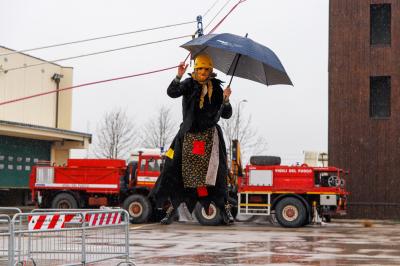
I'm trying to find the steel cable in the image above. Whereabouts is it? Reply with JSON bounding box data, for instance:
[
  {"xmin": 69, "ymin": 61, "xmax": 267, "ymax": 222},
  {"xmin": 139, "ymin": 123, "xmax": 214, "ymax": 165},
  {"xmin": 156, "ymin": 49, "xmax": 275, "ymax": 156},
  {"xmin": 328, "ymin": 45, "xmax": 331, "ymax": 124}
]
[
  {"xmin": 0, "ymin": 0, "xmax": 246, "ymax": 106},
  {"xmin": 0, "ymin": 21, "xmax": 196, "ymax": 57},
  {"xmin": 202, "ymin": 0, "xmax": 221, "ymax": 18},
  {"xmin": 204, "ymin": 0, "xmax": 233, "ymax": 30},
  {"xmin": 0, "ymin": 0, "xmax": 223, "ymax": 73},
  {"xmin": 2, "ymin": 34, "xmax": 193, "ymax": 73},
  {"xmin": 0, "ymin": 0, "xmax": 221, "ymax": 58}
]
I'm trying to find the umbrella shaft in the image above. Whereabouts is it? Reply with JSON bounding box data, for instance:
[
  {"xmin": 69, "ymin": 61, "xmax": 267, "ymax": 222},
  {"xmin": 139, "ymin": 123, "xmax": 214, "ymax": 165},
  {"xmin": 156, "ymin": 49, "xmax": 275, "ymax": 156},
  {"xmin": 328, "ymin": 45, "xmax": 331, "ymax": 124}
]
[{"xmin": 228, "ymin": 53, "xmax": 242, "ymax": 87}]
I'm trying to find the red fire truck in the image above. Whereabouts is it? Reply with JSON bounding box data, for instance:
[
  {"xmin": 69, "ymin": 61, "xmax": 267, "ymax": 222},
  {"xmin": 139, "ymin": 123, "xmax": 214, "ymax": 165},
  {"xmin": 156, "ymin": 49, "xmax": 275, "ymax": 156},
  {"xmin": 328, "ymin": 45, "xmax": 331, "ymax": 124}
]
[
  {"xmin": 194, "ymin": 155, "xmax": 348, "ymax": 227},
  {"xmin": 29, "ymin": 151, "xmax": 163, "ymax": 223},
  {"xmin": 237, "ymin": 156, "xmax": 347, "ymax": 227},
  {"xmin": 30, "ymin": 151, "xmax": 349, "ymax": 227}
]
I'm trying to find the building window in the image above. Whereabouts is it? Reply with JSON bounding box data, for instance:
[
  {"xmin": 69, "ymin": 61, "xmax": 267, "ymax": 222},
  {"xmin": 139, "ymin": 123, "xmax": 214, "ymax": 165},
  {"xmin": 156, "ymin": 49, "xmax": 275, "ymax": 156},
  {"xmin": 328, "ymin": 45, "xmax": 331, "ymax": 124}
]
[
  {"xmin": 370, "ymin": 76, "xmax": 391, "ymax": 118},
  {"xmin": 370, "ymin": 4, "xmax": 391, "ymax": 45}
]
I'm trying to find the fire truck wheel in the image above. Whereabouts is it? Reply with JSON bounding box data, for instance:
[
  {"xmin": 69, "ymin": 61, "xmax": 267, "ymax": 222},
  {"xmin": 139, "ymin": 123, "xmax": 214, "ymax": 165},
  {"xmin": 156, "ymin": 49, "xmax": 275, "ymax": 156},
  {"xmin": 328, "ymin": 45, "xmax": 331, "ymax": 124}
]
[
  {"xmin": 194, "ymin": 202, "xmax": 222, "ymax": 226},
  {"xmin": 123, "ymin": 194, "xmax": 152, "ymax": 224},
  {"xmin": 51, "ymin": 193, "xmax": 78, "ymax": 209},
  {"xmin": 250, "ymin": 156, "xmax": 281, "ymax": 166},
  {"xmin": 275, "ymin": 197, "xmax": 307, "ymax": 228}
]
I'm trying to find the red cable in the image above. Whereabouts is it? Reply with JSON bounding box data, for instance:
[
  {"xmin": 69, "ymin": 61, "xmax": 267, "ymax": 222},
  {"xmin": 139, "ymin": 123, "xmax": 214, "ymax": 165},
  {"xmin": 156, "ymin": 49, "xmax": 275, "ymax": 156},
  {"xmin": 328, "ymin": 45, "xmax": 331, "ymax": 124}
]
[
  {"xmin": 0, "ymin": 66, "xmax": 178, "ymax": 106},
  {"xmin": 0, "ymin": 0, "xmax": 246, "ymax": 107},
  {"xmin": 183, "ymin": 0, "xmax": 245, "ymax": 62},
  {"xmin": 209, "ymin": 0, "xmax": 246, "ymax": 34}
]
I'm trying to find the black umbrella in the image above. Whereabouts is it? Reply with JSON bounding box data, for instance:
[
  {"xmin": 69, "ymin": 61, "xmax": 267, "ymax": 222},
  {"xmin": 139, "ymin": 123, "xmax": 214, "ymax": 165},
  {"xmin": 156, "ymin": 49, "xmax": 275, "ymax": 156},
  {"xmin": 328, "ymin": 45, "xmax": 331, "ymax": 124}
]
[
  {"xmin": 181, "ymin": 33, "xmax": 292, "ymax": 87},
  {"xmin": 181, "ymin": 33, "xmax": 292, "ymax": 121}
]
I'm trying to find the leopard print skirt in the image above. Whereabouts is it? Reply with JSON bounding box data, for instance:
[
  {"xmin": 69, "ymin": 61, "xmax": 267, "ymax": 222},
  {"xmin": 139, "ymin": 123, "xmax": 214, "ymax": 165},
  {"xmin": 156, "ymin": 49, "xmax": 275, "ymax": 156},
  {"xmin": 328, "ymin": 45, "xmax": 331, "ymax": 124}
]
[{"xmin": 182, "ymin": 127, "xmax": 219, "ymax": 188}]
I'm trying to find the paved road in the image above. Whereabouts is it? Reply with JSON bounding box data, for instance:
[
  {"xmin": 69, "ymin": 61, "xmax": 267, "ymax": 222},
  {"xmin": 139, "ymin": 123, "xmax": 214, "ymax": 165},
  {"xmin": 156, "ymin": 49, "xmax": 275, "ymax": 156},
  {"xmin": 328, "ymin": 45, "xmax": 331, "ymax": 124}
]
[{"xmin": 127, "ymin": 219, "xmax": 400, "ymax": 266}]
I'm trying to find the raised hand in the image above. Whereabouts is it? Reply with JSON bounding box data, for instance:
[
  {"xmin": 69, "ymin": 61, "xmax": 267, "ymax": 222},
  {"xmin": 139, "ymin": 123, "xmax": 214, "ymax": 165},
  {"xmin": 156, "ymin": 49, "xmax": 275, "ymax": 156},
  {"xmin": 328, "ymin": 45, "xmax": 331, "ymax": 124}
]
[
  {"xmin": 177, "ymin": 62, "xmax": 188, "ymax": 78},
  {"xmin": 223, "ymin": 86, "xmax": 232, "ymax": 102}
]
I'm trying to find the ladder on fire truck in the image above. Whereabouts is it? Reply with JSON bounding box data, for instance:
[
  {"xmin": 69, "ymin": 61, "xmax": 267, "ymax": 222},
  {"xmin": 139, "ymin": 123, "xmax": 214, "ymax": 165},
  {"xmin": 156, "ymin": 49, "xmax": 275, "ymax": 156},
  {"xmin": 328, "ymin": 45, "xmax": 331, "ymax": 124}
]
[
  {"xmin": 231, "ymin": 140, "xmax": 272, "ymax": 216},
  {"xmin": 237, "ymin": 192, "xmax": 271, "ymax": 216}
]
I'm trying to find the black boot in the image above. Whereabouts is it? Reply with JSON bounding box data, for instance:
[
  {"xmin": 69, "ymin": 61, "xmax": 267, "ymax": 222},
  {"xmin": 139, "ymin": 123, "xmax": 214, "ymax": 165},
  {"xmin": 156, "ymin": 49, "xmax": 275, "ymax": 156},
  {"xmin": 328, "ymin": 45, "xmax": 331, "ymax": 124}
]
[
  {"xmin": 160, "ymin": 206, "xmax": 177, "ymax": 225},
  {"xmin": 221, "ymin": 203, "xmax": 234, "ymax": 225}
]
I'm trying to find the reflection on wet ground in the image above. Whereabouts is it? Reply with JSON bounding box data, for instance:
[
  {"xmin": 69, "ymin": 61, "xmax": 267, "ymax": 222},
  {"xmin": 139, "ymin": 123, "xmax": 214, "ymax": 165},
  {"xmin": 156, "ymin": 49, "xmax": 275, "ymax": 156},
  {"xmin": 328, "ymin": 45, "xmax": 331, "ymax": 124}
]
[{"xmin": 127, "ymin": 218, "xmax": 400, "ymax": 265}]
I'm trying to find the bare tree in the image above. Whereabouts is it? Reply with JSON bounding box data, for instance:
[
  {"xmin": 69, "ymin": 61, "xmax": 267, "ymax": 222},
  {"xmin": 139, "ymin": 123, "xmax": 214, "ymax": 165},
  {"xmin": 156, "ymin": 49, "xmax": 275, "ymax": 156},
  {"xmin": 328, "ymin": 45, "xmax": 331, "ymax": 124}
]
[
  {"xmin": 93, "ymin": 108, "xmax": 137, "ymax": 159},
  {"xmin": 221, "ymin": 102, "xmax": 268, "ymax": 165},
  {"xmin": 141, "ymin": 105, "xmax": 177, "ymax": 150}
]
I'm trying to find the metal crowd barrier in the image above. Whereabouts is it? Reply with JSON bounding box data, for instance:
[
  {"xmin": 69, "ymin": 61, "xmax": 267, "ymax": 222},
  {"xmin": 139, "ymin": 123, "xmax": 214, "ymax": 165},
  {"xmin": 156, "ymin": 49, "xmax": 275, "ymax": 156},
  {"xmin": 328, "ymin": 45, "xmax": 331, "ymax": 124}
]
[
  {"xmin": 0, "ymin": 214, "xmax": 12, "ymax": 264},
  {"xmin": 0, "ymin": 207, "xmax": 22, "ymax": 264},
  {"xmin": 0, "ymin": 207, "xmax": 134, "ymax": 266}
]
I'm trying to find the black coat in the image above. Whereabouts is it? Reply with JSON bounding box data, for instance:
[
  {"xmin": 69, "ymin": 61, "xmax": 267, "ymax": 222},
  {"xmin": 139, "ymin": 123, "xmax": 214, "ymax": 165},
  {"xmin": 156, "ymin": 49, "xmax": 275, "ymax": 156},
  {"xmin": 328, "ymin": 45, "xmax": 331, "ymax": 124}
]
[
  {"xmin": 150, "ymin": 76, "xmax": 232, "ymax": 212},
  {"xmin": 167, "ymin": 76, "xmax": 232, "ymax": 135}
]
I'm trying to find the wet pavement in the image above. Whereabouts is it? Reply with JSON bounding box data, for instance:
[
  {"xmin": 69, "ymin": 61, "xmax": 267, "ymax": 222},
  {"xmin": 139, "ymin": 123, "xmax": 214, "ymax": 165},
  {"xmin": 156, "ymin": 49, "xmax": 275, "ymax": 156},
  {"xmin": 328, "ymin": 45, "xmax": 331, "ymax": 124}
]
[{"xmin": 127, "ymin": 218, "xmax": 400, "ymax": 266}]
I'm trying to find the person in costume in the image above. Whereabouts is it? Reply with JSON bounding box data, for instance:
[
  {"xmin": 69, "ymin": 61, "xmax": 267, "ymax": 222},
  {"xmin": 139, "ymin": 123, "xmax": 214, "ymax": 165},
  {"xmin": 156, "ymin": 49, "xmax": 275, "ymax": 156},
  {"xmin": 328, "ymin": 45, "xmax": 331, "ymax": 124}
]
[{"xmin": 150, "ymin": 54, "xmax": 234, "ymax": 225}]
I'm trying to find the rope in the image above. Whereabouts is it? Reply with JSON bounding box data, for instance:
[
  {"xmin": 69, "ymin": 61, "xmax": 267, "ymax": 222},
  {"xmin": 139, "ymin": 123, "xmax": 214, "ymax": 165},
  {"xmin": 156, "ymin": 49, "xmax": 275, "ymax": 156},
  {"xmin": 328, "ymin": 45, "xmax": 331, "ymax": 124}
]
[
  {"xmin": 2, "ymin": 34, "xmax": 193, "ymax": 73},
  {"xmin": 0, "ymin": 0, "xmax": 246, "ymax": 106},
  {"xmin": 0, "ymin": 66, "xmax": 179, "ymax": 106},
  {"xmin": 209, "ymin": 0, "xmax": 247, "ymax": 33}
]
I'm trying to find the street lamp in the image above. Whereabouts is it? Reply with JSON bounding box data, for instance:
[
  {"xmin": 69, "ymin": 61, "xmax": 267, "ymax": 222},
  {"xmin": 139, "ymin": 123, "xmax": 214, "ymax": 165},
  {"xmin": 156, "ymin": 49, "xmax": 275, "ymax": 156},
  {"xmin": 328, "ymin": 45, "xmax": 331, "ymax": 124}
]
[
  {"xmin": 236, "ymin": 99, "xmax": 248, "ymax": 140},
  {"xmin": 51, "ymin": 73, "xmax": 63, "ymax": 128}
]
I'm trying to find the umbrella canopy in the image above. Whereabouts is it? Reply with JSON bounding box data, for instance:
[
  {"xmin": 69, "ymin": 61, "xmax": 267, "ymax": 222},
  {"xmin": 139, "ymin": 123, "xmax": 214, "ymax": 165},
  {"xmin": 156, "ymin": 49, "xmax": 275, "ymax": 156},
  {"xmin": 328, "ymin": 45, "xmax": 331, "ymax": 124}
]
[{"xmin": 181, "ymin": 33, "xmax": 292, "ymax": 86}]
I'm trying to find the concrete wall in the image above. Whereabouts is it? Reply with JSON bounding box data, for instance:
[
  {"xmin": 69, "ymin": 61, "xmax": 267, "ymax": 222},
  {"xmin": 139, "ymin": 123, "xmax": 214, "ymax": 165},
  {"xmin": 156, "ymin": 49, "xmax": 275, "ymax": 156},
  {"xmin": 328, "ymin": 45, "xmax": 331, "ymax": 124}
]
[{"xmin": 0, "ymin": 46, "xmax": 72, "ymax": 130}]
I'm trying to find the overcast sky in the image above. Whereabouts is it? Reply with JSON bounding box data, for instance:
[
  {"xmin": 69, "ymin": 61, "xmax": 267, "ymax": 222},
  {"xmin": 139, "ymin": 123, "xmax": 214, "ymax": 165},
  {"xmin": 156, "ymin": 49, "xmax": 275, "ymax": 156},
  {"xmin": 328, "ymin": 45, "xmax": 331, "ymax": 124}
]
[{"xmin": 0, "ymin": 0, "xmax": 329, "ymax": 164}]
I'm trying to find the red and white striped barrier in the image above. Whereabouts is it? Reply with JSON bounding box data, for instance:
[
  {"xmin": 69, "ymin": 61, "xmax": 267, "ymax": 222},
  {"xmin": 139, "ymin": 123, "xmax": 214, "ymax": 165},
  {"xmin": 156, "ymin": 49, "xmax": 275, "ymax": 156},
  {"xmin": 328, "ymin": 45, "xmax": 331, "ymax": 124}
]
[
  {"xmin": 28, "ymin": 212, "xmax": 123, "ymax": 231},
  {"xmin": 84, "ymin": 212, "xmax": 122, "ymax": 227},
  {"xmin": 28, "ymin": 214, "xmax": 76, "ymax": 231}
]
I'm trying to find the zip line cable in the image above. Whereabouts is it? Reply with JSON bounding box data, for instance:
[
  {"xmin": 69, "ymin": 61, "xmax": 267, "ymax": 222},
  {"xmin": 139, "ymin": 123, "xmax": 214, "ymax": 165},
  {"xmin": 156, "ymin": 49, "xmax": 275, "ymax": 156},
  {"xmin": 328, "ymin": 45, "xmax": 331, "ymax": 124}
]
[
  {"xmin": 182, "ymin": 0, "xmax": 231, "ymax": 62},
  {"xmin": 209, "ymin": 0, "xmax": 247, "ymax": 33},
  {"xmin": 202, "ymin": 0, "xmax": 220, "ymax": 18},
  {"xmin": 0, "ymin": 0, "xmax": 222, "ymax": 73},
  {"xmin": 2, "ymin": 34, "xmax": 193, "ymax": 73},
  {"xmin": 0, "ymin": 0, "xmax": 221, "ymax": 58},
  {"xmin": 0, "ymin": 21, "xmax": 196, "ymax": 57},
  {"xmin": 0, "ymin": 0, "xmax": 246, "ymax": 107},
  {"xmin": 183, "ymin": 0, "xmax": 245, "ymax": 62},
  {"xmin": 204, "ymin": 0, "xmax": 233, "ymax": 30}
]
